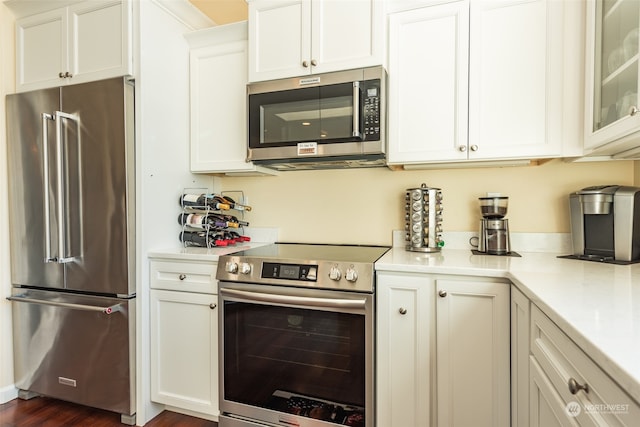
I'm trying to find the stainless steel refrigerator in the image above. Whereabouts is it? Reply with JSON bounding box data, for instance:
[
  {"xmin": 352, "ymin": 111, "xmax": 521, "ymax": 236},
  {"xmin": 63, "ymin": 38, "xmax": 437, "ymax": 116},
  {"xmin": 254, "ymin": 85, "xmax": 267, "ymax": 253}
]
[{"xmin": 5, "ymin": 77, "xmax": 136, "ymax": 424}]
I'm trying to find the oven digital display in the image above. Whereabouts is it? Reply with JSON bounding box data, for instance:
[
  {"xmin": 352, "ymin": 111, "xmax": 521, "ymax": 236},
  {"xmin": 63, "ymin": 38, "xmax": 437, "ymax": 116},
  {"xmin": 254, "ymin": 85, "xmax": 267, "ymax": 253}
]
[
  {"xmin": 262, "ymin": 262, "xmax": 317, "ymax": 281},
  {"xmin": 279, "ymin": 265, "xmax": 300, "ymax": 279}
]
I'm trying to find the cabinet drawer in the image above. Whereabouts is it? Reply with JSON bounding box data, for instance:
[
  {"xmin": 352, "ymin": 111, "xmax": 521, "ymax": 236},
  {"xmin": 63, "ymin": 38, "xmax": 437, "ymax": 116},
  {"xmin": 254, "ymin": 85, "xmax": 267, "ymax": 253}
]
[
  {"xmin": 149, "ymin": 259, "xmax": 217, "ymax": 294},
  {"xmin": 530, "ymin": 305, "xmax": 640, "ymax": 425}
]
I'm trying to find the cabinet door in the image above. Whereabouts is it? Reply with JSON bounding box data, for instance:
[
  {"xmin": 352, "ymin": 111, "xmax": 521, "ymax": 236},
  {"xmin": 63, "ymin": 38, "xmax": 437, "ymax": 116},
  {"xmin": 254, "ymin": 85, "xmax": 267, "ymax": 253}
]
[
  {"xmin": 435, "ymin": 279, "xmax": 510, "ymax": 427},
  {"xmin": 468, "ymin": 0, "xmax": 563, "ymax": 159},
  {"xmin": 248, "ymin": 0, "xmax": 311, "ymax": 82},
  {"xmin": 16, "ymin": 8, "xmax": 67, "ymax": 91},
  {"xmin": 68, "ymin": 0, "xmax": 132, "ymax": 84},
  {"xmin": 529, "ymin": 358, "xmax": 579, "ymax": 427},
  {"xmin": 512, "ymin": 286, "xmax": 531, "ymax": 427},
  {"xmin": 387, "ymin": 1, "xmax": 469, "ymax": 164},
  {"xmin": 150, "ymin": 290, "xmax": 219, "ymax": 417},
  {"xmin": 310, "ymin": 0, "xmax": 384, "ymax": 75},
  {"xmin": 376, "ymin": 273, "xmax": 434, "ymax": 427},
  {"xmin": 585, "ymin": 0, "xmax": 640, "ymax": 152},
  {"xmin": 190, "ymin": 39, "xmax": 252, "ymax": 172}
]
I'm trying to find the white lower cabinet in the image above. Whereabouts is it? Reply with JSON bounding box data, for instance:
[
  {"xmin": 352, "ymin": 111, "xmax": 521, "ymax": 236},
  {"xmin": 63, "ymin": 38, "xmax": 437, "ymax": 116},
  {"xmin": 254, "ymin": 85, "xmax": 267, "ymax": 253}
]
[
  {"xmin": 376, "ymin": 272, "xmax": 510, "ymax": 427},
  {"xmin": 529, "ymin": 304, "xmax": 640, "ymax": 427},
  {"xmin": 149, "ymin": 259, "xmax": 219, "ymax": 419},
  {"xmin": 512, "ymin": 286, "xmax": 531, "ymax": 427},
  {"xmin": 435, "ymin": 279, "xmax": 510, "ymax": 427}
]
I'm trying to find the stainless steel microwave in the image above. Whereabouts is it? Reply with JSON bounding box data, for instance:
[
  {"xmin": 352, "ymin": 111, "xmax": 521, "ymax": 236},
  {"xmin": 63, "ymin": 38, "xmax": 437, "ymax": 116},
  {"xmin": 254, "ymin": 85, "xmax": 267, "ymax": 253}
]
[{"xmin": 247, "ymin": 66, "xmax": 386, "ymax": 171}]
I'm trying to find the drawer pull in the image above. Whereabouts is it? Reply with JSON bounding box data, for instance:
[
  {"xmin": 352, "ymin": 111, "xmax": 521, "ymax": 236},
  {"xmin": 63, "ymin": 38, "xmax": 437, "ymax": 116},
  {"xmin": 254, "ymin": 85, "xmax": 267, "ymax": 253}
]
[
  {"xmin": 179, "ymin": 274, "xmax": 186, "ymax": 281},
  {"xmin": 568, "ymin": 377, "xmax": 589, "ymax": 395}
]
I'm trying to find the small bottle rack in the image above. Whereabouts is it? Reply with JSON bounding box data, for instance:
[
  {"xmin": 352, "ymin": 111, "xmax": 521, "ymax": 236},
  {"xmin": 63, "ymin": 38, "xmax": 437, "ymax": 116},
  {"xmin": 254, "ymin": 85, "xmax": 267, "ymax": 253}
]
[
  {"xmin": 178, "ymin": 188, "xmax": 251, "ymax": 248},
  {"xmin": 404, "ymin": 183, "xmax": 444, "ymax": 252}
]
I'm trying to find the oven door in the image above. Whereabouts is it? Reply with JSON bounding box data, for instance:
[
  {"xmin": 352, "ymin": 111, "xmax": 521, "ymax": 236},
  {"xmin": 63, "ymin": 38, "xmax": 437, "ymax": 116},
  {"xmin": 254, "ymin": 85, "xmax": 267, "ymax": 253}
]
[{"xmin": 219, "ymin": 283, "xmax": 373, "ymax": 427}]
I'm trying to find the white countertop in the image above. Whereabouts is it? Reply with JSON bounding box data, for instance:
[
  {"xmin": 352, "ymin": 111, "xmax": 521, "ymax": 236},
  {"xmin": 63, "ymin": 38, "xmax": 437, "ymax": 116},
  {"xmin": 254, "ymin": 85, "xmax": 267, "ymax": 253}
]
[
  {"xmin": 148, "ymin": 242, "xmax": 270, "ymax": 261},
  {"xmin": 376, "ymin": 248, "xmax": 640, "ymax": 404}
]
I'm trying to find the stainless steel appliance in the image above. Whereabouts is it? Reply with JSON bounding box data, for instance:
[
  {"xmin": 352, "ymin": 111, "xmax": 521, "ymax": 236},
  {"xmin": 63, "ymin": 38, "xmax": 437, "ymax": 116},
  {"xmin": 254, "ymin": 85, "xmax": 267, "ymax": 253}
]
[
  {"xmin": 404, "ymin": 183, "xmax": 444, "ymax": 252},
  {"xmin": 216, "ymin": 243, "xmax": 389, "ymax": 427},
  {"xmin": 247, "ymin": 67, "xmax": 386, "ymax": 171},
  {"xmin": 476, "ymin": 196, "xmax": 512, "ymax": 255},
  {"xmin": 5, "ymin": 77, "xmax": 136, "ymax": 424},
  {"xmin": 569, "ymin": 185, "xmax": 640, "ymax": 262}
]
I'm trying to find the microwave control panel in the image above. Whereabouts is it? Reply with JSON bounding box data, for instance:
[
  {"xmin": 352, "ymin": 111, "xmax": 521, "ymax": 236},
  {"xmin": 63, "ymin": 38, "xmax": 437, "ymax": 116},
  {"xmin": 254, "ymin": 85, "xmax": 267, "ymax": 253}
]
[{"xmin": 363, "ymin": 79, "xmax": 381, "ymax": 140}]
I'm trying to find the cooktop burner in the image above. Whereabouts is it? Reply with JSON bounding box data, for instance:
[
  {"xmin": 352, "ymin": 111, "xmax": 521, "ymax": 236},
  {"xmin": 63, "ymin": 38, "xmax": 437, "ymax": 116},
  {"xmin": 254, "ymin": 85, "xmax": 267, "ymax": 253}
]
[{"xmin": 216, "ymin": 243, "xmax": 390, "ymax": 292}]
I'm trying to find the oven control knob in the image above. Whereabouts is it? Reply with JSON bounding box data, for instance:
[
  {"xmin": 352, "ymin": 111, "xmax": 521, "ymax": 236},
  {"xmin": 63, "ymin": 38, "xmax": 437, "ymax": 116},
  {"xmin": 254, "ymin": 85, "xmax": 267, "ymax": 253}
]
[
  {"xmin": 225, "ymin": 261, "xmax": 238, "ymax": 274},
  {"xmin": 345, "ymin": 267, "xmax": 358, "ymax": 282},
  {"xmin": 240, "ymin": 262, "xmax": 252, "ymax": 274},
  {"xmin": 329, "ymin": 266, "xmax": 342, "ymax": 281}
]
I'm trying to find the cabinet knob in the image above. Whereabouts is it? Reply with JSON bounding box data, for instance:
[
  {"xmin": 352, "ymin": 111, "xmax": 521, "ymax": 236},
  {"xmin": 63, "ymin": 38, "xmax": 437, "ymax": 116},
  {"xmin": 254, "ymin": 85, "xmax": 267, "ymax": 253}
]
[
  {"xmin": 631, "ymin": 106, "xmax": 639, "ymax": 117},
  {"xmin": 65, "ymin": 71, "xmax": 73, "ymax": 78},
  {"xmin": 398, "ymin": 307, "xmax": 407, "ymax": 315},
  {"xmin": 438, "ymin": 290, "xmax": 447, "ymax": 298},
  {"xmin": 470, "ymin": 144, "xmax": 479, "ymax": 152},
  {"xmin": 302, "ymin": 60, "xmax": 309, "ymax": 68},
  {"xmin": 179, "ymin": 274, "xmax": 186, "ymax": 281},
  {"xmin": 568, "ymin": 378, "xmax": 589, "ymax": 395},
  {"xmin": 458, "ymin": 145, "xmax": 467, "ymax": 152},
  {"xmin": 209, "ymin": 303, "xmax": 217, "ymax": 310},
  {"xmin": 310, "ymin": 59, "xmax": 317, "ymax": 66},
  {"xmin": 59, "ymin": 72, "xmax": 65, "ymax": 78}
]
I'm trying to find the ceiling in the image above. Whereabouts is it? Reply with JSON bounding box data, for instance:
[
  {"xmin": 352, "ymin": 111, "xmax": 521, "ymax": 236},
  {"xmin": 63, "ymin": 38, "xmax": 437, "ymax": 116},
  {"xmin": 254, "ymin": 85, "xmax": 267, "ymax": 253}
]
[{"xmin": 188, "ymin": 0, "xmax": 248, "ymax": 25}]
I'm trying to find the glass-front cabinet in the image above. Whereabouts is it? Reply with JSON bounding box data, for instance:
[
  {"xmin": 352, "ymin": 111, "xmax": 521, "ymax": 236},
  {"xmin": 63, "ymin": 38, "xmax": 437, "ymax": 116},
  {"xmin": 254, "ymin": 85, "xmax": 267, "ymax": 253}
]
[{"xmin": 586, "ymin": 0, "xmax": 640, "ymax": 153}]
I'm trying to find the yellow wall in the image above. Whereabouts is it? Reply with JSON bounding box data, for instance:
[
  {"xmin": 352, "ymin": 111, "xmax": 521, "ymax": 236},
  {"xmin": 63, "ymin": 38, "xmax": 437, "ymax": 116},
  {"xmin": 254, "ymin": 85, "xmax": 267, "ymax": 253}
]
[{"xmin": 221, "ymin": 159, "xmax": 635, "ymax": 246}]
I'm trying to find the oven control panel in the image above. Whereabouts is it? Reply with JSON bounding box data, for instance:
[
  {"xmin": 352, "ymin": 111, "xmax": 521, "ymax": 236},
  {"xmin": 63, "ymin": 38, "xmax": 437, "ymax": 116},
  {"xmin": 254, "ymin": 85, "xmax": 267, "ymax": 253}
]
[{"xmin": 262, "ymin": 262, "xmax": 318, "ymax": 282}]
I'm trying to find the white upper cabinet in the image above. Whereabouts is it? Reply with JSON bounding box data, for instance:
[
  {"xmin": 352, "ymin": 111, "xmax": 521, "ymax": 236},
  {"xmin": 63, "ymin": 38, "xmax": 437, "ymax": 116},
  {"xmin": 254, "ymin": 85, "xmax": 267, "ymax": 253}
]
[
  {"xmin": 584, "ymin": 0, "xmax": 640, "ymax": 158},
  {"xmin": 247, "ymin": 0, "xmax": 384, "ymax": 82},
  {"xmin": 387, "ymin": 0, "xmax": 575, "ymax": 166},
  {"xmin": 387, "ymin": 1, "xmax": 469, "ymax": 163},
  {"xmin": 186, "ymin": 22, "xmax": 276, "ymax": 175},
  {"xmin": 15, "ymin": 0, "xmax": 132, "ymax": 92}
]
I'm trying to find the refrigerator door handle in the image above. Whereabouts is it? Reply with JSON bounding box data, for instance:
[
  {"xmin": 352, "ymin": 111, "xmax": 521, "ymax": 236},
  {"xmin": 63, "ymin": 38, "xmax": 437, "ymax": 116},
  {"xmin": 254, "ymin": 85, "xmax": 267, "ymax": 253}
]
[
  {"xmin": 42, "ymin": 113, "xmax": 56, "ymax": 262},
  {"xmin": 54, "ymin": 110, "xmax": 81, "ymax": 263},
  {"xmin": 7, "ymin": 295, "xmax": 123, "ymax": 315}
]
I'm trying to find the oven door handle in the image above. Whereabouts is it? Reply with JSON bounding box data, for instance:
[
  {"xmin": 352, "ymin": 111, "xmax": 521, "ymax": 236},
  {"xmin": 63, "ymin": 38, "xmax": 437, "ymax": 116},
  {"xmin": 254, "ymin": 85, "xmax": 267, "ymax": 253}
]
[{"xmin": 220, "ymin": 288, "xmax": 367, "ymax": 311}]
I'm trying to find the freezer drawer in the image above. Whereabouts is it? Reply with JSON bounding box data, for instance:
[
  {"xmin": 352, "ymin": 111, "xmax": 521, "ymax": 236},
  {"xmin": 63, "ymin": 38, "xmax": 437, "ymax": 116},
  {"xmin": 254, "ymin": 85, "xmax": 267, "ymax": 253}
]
[{"xmin": 9, "ymin": 288, "xmax": 136, "ymax": 417}]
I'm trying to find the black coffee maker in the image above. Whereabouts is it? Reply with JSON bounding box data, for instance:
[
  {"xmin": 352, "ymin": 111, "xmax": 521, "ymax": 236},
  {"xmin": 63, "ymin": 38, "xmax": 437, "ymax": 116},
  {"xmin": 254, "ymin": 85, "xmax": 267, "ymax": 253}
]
[{"xmin": 570, "ymin": 185, "xmax": 640, "ymax": 262}]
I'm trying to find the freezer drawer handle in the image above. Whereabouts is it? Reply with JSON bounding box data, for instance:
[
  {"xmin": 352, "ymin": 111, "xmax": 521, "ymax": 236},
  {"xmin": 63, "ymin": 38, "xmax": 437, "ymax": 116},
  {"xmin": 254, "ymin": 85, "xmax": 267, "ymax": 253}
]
[{"xmin": 7, "ymin": 295, "xmax": 123, "ymax": 315}]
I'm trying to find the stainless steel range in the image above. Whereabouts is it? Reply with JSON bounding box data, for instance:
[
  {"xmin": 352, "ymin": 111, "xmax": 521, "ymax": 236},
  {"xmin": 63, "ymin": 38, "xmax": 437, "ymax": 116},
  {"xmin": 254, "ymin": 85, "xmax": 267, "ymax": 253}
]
[{"xmin": 216, "ymin": 243, "xmax": 389, "ymax": 427}]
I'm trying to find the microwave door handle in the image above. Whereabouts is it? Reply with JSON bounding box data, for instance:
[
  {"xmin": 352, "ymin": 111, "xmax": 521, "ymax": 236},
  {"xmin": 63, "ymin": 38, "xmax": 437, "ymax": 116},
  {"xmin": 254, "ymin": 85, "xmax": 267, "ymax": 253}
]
[
  {"xmin": 42, "ymin": 113, "xmax": 56, "ymax": 262},
  {"xmin": 352, "ymin": 81, "xmax": 362, "ymax": 139},
  {"xmin": 54, "ymin": 111, "xmax": 80, "ymax": 263}
]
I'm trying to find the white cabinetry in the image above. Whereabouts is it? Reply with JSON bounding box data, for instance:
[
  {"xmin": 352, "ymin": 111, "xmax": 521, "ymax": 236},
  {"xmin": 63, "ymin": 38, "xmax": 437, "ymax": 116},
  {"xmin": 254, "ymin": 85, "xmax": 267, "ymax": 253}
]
[
  {"xmin": 247, "ymin": 0, "xmax": 384, "ymax": 82},
  {"xmin": 376, "ymin": 272, "xmax": 509, "ymax": 427},
  {"xmin": 376, "ymin": 272, "xmax": 435, "ymax": 427},
  {"xmin": 435, "ymin": 278, "xmax": 510, "ymax": 427},
  {"xmin": 387, "ymin": 0, "xmax": 572, "ymax": 166},
  {"xmin": 149, "ymin": 259, "xmax": 219, "ymax": 419},
  {"xmin": 185, "ymin": 22, "xmax": 273, "ymax": 175},
  {"xmin": 15, "ymin": 0, "xmax": 132, "ymax": 92},
  {"xmin": 584, "ymin": 0, "xmax": 640, "ymax": 158},
  {"xmin": 512, "ymin": 286, "xmax": 531, "ymax": 427},
  {"xmin": 529, "ymin": 304, "xmax": 640, "ymax": 427}
]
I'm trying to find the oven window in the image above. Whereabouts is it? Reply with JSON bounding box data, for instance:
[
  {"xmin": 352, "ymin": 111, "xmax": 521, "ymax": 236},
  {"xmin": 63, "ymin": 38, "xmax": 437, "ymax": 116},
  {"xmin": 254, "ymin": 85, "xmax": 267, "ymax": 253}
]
[
  {"xmin": 223, "ymin": 300, "xmax": 365, "ymax": 426},
  {"xmin": 249, "ymin": 83, "xmax": 360, "ymax": 147}
]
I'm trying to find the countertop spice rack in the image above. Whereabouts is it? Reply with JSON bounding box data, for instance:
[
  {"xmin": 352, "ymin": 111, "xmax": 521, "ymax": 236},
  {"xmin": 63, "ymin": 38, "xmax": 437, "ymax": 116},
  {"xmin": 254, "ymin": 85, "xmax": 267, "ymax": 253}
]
[{"xmin": 178, "ymin": 188, "xmax": 251, "ymax": 248}]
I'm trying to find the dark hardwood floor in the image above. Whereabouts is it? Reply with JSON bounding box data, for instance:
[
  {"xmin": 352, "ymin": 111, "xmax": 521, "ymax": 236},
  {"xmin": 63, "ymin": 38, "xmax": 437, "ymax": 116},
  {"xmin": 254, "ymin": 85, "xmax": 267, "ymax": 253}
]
[{"xmin": 0, "ymin": 396, "xmax": 218, "ymax": 427}]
